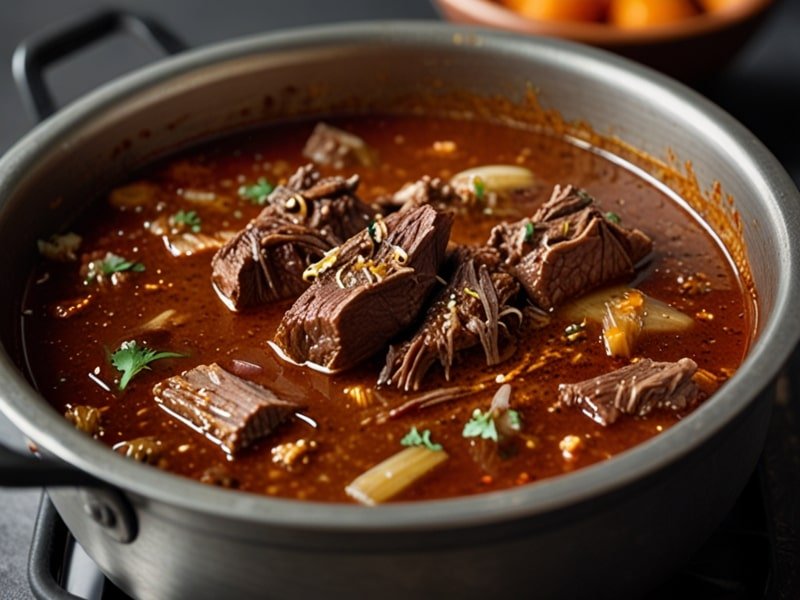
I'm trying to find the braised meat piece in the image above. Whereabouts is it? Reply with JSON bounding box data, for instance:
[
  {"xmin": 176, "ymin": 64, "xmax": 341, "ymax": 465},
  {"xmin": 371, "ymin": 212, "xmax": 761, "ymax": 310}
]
[
  {"xmin": 488, "ymin": 185, "xmax": 653, "ymax": 309},
  {"xmin": 211, "ymin": 164, "xmax": 375, "ymax": 310},
  {"xmin": 264, "ymin": 164, "xmax": 375, "ymax": 244},
  {"xmin": 558, "ymin": 357, "xmax": 700, "ymax": 426},
  {"xmin": 153, "ymin": 363, "xmax": 300, "ymax": 454},
  {"xmin": 378, "ymin": 247, "xmax": 520, "ymax": 392},
  {"xmin": 211, "ymin": 218, "xmax": 332, "ymax": 310},
  {"xmin": 274, "ymin": 204, "xmax": 453, "ymax": 373},
  {"xmin": 379, "ymin": 176, "xmax": 463, "ymax": 213},
  {"xmin": 302, "ymin": 123, "xmax": 375, "ymax": 169}
]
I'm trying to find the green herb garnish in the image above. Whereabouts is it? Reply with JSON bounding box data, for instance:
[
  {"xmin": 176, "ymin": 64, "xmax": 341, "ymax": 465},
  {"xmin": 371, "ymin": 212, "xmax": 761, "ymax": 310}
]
[
  {"xmin": 523, "ymin": 221, "xmax": 535, "ymax": 242},
  {"xmin": 463, "ymin": 408, "xmax": 499, "ymax": 441},
  {"xmin": 84, "ymin": 253, "xmax": 144, "ymax": 284},
  {"xmin": 605, "ymin": 211, "xmax": 621, "ymax": 225},
  {"xmin": 400, "ymin": 426, "xmax": 443, "ymax": 452},
  {"xmin": 564, "ymin": 320, "xmax": 587, "ymax": 343},
  {"xmin": 172, "ymin": 210, "xmax": 201, "ymax": 233},
  {"xmin": 473, "ymin": 176, "xmax": 486, "ymax": 200},
  {"xmin": 463, "ymin": 407, "xmax": 521, "ymax": 442},
  {"xmin": 237, "ymin": 177, "xmax": 274, "ymax": 205},
  {"xmin": 110, "ymin": 340, "xmax": 185, "ymax": 390}
]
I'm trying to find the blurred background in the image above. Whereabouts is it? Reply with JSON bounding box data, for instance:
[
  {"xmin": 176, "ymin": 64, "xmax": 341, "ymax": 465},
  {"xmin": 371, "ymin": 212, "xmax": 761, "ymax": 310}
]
[{"xmin": 0, "ymin": 0, "xmax": 798, "ymax": 598}]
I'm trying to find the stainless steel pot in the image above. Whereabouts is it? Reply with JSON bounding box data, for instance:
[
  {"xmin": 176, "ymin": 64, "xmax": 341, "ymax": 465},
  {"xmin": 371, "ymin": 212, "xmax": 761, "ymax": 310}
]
[{"xmin": 1, "ymin": 11, "xmax": 799, "ymax": 600}]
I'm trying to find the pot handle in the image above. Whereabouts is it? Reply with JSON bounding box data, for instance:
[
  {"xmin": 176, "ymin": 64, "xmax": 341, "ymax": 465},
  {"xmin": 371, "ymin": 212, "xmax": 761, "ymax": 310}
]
[
  {"xmin": 0, "ymin": 441, "xmax": 138, "ymax": 543},
  {"xmin": 0, "ymin": 440, "xmax": 102, "ymax": 487},
  {"xmin": 12, "ymin": 9, "xmax": 187, "ymax": 122}
]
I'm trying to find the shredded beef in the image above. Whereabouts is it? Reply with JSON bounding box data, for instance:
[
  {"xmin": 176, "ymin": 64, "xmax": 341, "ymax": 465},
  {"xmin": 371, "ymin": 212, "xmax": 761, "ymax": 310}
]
[
  {"xmin": 211, "ymin": 164, "xmax": 375, "ymax": 310},
  {"xmin": 488, "ymin": 185, "xmax": 653, "ymax": 309},
  {"xmin": 153, "ymin": 363, "xmax": 300, "ymax": 454},
  {"xmin": 273, "ymin": 204, "xmax": 453, "ymax": 373},
  {"xmin": 558, "ymin": 357, "xmax": 700, "ymax": 426},
  {"xmin": 378, "ymin": 246, "xmax": 520, "ymax": 392}
]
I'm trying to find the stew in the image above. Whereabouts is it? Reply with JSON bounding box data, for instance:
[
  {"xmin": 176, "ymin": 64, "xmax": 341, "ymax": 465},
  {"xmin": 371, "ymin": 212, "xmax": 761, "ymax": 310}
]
[{"xmin": 21, "ymin": 114, "xmax": 753, "ymax": 503}]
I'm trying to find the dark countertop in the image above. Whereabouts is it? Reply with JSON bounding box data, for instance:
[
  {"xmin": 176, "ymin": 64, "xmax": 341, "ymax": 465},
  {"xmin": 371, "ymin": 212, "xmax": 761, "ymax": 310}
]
[{"xmin": 0, "ymin": 1, "xmax": 798, "ymax": 598}]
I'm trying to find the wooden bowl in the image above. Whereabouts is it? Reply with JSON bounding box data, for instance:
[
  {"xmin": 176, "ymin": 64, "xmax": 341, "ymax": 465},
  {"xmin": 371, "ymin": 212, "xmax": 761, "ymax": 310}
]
[{"xmin": 432, "ymin": 0, "xmax": 774, "ymax": 80}]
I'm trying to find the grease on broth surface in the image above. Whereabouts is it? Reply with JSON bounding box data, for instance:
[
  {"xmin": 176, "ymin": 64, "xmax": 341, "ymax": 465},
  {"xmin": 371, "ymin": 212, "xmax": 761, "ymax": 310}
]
[{"xmin": 21, "ymin": 114, "xmax": 752, "ymax": 502}]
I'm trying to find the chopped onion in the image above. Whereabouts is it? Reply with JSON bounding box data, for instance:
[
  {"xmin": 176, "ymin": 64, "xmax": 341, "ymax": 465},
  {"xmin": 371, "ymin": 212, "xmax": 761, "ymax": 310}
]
[
  {"xmin": 602, "ymin": 291, "xmax": 644, "ymax": 358},
  {"xmin": 450, "ymin": 165, "xmax": 535, "ymax": 195},
  {"xmin": 345, "ymin": 446, "xmax": 448, "ymax": 506},
  {"xmin": 562, "ymin": 286, "xmax": 694, "ymax": 333}
]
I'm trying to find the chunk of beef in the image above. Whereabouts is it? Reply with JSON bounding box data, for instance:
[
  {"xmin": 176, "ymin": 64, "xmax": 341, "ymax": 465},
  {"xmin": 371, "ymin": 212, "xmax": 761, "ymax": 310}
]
[
  {"xmin": 379, "ymin": 176, "xmax": 463, "ymax": 213},
  {"xmin": 558, "ymin": 357, "xmax": 699, "ymax": 426},
  {"xmin": 302, "ymin": 123, "xmax": 375, "ymax": 169},
  {"xmin": 211, "ymin": 164, "xmax": 375, "ymax": 310},
  {"xmin": 274, "ymin": 204, "xmax": 453, "ymax": 373},
  {"xmin": 378, "ymin": 246, "xmax": 520, "ymax": 391},
  {"xmin": 152, "ymin": 363, "xmax": 300, "ymax": 454},
  {"xmin": 264, "ymin": 164, "xmax": 375, "ymax": 243},
  {"xmin": 212, "ymin": 217, "xmax": 332, "ymax": 310},
  {"xmin": 488, "ymin": 185, "xmax": 653, "ymax": 310}
]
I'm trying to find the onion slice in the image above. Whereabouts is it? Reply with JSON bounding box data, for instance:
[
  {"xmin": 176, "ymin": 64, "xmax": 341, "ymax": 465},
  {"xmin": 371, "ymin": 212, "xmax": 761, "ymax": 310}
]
[
  {"xmin": 562, "ymin": 286, "xmax": 694, "ymax": 333},
  {"xmin": 345, "ymin": 446, "xmax": 448, "ymax": 506}
]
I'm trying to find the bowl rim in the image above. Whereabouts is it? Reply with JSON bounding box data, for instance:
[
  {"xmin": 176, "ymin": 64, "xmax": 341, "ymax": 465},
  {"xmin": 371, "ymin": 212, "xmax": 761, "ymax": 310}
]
[
  {"xmin": 1, "ymin": 20, "xmax": 798, "ymax": 534},
  {"xmin": 433, "ymin": 0, "xmax": 774, "ymax": 45}
]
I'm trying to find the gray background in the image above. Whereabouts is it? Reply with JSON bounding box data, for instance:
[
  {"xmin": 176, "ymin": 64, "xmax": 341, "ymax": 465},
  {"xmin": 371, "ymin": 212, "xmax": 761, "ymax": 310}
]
[{"xmin": 0, "ymin": 0, "xmax": 798, "ymax": 597}]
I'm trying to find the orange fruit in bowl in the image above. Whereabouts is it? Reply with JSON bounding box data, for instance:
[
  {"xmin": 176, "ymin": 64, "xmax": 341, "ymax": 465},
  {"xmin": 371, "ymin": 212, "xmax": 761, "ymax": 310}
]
[
  {"xmin": 504, "ymin": 0, "xmax": 610, "ymax": 23},
  {"xmin": 698, "ymin": 0, "xmax": 749, "ymax": 11},
  {"xmin": 609, "ymin": 0, "xmax": 699, "ymax": 28}
]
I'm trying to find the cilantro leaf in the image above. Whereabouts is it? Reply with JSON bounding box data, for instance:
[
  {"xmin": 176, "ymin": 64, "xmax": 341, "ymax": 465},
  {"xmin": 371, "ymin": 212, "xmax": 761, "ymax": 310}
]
[
  {"xmin": 463, "ymin": 407, "xmax": 522, "ymax": 443},
  {"xmin": 400, "ymin": 426, "xmax": 443, "ymax": 452},
  {"xmin": 238, "ymin": 177, "xmax": 274, "ymax": 205},
  {"xmin": 604, "ymin": 211, "xmax": 621, "ymax": 225},
  {"xmin": 110, "ymin": 340, "xmax": 185, "ymax": 390},
  {"xmin": 172, "ymin": 210, "xmax": 202, "ymax": 233},
  {"xmin": 84, "ymin": 252, "xmax": 144, "ymax": 285},
  {"xmin": 463, "ymin": 409, "xmax": 499, "ymax": 442}
]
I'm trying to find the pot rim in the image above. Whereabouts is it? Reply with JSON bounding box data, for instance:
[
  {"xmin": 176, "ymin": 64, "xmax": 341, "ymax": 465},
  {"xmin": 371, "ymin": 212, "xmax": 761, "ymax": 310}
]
[{"xmin": 1, "ymin": 20, "xmax": 799, "ymax": 532}]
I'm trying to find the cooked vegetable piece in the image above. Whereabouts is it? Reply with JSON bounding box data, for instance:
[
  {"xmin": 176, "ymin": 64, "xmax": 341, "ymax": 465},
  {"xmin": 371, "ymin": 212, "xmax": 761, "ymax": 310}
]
[
  {"xmin": 602, "ymin": 290, "xmax": 645, "ymax": 358},
  {"xmin": 562, "ymin": 286, "xmax": 694, "ymax": 333},
  {"xmin": 111, "ymin": 340, "xmax": 185, "ymax": 391},
  {"xmin": 152, "ymin": 363, "xmax": 300, "ymax": 454},
  {"xmin": 37, "ymin": 232, "xmax": 82, "ymax": 262},
  {"xmin": 345, "ymin": 446, "xmax": 449, "ymax": 505},
  {"xmin": 558, "ymin": 358, "xmax": 700, "ymax": 426},
  {"xmin": 64, "ymin": 405, "xmax": 102, "ymax": 436},
  {"xmin": 108, "ymin": 182, "xmax": 158, "ymax": 209},
  {"xmin": 450, "ymin": 165, "xmax": 535, "ymax": 197},
  {"xmin": 162, "ymin": 231, "xmax": 235, "ymax": 257},
  {"xmin": 113, "ymin": 436, "xmax": 163, "ymax": 464}
]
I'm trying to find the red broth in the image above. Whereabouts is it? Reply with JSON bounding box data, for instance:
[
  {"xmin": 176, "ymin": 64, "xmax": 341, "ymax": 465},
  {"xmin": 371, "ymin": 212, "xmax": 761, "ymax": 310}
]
[{"xmin": 21, "ymin": 115, "xmax": 752, "ymax": 502}]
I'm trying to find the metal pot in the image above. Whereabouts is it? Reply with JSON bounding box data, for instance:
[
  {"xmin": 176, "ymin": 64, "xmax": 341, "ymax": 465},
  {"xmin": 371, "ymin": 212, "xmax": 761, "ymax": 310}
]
[{"xmin": 1, "ymin": 10, "xmax": 799, "ymax": 600}]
